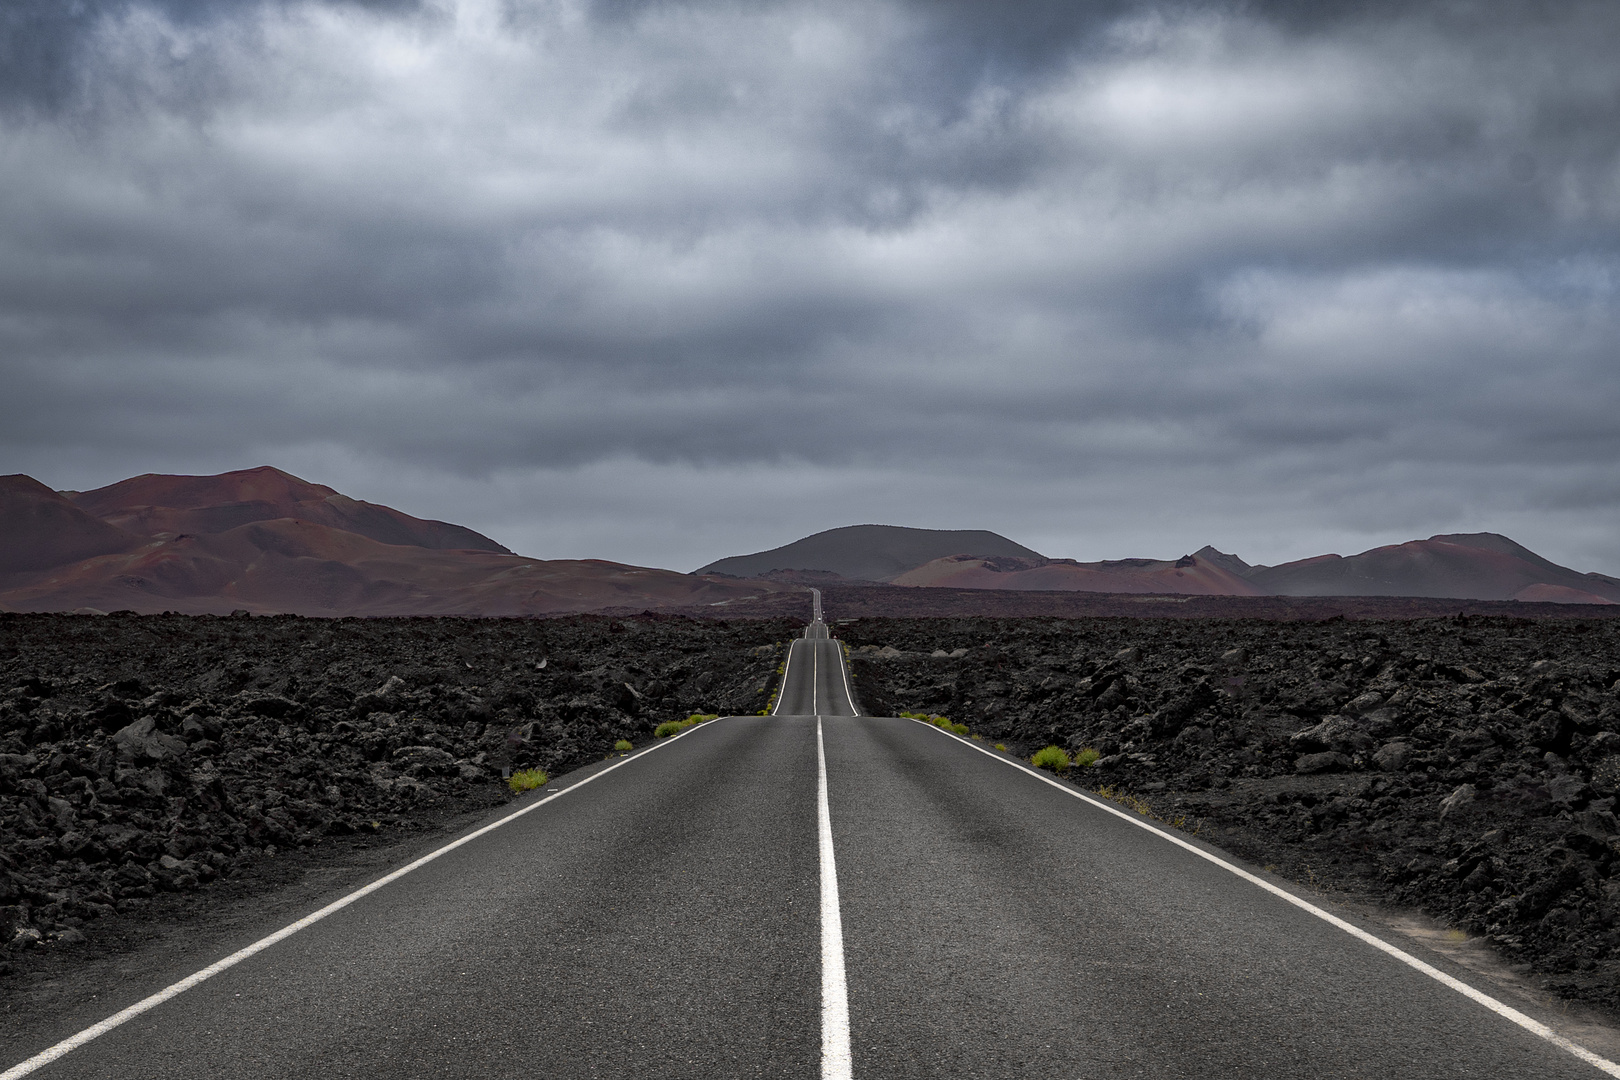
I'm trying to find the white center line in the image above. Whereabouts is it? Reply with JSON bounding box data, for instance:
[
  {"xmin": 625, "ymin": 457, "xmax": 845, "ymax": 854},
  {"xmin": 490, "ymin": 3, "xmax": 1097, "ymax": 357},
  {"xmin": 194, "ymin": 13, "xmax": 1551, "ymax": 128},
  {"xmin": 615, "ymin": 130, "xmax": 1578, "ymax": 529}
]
[
  {"xmin": 817, "ymin": 716, "xmax": 853, "ymax": 1080},
  {"xmin": 812, "ymin": 638, "xmax": 820, "ymax": 716}
]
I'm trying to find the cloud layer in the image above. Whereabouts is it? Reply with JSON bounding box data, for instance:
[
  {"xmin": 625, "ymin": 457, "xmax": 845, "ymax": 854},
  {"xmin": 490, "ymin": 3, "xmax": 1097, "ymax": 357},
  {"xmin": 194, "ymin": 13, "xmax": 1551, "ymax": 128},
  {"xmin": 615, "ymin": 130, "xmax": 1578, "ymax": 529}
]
[{"xmin": 2, "ymin": 0, "xmax": 1618, "ymax": 573}]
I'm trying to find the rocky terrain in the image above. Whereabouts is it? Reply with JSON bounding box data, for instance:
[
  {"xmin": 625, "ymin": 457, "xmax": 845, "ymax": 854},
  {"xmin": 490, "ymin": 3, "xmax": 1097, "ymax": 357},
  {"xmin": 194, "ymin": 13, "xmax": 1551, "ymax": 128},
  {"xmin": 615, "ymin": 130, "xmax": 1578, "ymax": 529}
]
[
  {"xmin": 10, "ymin": 606, "xmax": 1620, "ymax": 1025},
  {"xmin": 0, "ymin": 611, "xmax": 792, "ymax": 986},
  {"xmin": 842, "ymin": 614, "xmax": 1620, "ymax": 1014}
]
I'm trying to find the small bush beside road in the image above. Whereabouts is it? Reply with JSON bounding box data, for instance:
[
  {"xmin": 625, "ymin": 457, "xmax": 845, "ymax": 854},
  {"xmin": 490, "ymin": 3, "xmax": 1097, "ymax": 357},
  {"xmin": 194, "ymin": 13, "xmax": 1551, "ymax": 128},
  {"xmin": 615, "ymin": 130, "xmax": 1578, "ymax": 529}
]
[
  {"xmin": 508, "ymin": 768, "xmax": 548, "ymax": 793},
  {"xmin": 1031, "ymin": 745, "xmax": 1071, "ymax": 771},
  {"xmin": 654, "ymin": 713, "xmax": 719, "ymax": 738}
]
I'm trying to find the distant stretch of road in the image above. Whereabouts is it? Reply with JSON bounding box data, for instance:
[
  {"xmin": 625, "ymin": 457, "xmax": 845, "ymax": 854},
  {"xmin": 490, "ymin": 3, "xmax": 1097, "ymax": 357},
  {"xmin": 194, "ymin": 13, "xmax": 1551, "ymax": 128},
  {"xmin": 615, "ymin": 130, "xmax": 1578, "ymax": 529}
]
[
  {"xmin": 4, "ymin": 608, "xmax": 1616, "ymax": 1078},
  {"xmin": 773, "ymin": 606, "xmax": 858, "ymax": 718}
]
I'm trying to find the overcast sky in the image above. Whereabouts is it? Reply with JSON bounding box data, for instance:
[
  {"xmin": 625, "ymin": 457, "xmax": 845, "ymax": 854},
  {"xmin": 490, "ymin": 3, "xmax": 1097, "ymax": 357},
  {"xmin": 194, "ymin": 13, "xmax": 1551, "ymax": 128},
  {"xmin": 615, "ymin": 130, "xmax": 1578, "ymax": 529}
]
[{"xmin": 2, "ymin": 0, "xmax": 1617, "ymax": 574}]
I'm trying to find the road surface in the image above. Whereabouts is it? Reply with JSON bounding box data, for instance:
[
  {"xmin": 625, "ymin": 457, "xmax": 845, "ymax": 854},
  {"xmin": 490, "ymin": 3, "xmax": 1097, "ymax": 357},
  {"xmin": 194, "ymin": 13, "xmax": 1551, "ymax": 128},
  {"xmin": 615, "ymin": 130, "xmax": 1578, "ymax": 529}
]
[{"xmin": 4, "ymin": 616, "xmax": 1615, "ymax": 1078}]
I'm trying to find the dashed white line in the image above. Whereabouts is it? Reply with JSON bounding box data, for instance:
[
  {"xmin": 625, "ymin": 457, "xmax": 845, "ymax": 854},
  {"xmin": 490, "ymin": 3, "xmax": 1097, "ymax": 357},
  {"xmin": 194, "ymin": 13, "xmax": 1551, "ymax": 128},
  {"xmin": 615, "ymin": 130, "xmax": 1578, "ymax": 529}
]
[
  {"xmin": 0, "ymin": 725, "xmax": 714, "ymax": 1080},
  {"xmin": 817, "ymin": 716, "xmax": 854, "ymax": 1080},
  {"xmin": 812, "ymin": 639, "xmax": 820, "ymax": 715},
  {"xmin": 908, "ymin": 718, "xmax": 1620, "ymax": 1078}
]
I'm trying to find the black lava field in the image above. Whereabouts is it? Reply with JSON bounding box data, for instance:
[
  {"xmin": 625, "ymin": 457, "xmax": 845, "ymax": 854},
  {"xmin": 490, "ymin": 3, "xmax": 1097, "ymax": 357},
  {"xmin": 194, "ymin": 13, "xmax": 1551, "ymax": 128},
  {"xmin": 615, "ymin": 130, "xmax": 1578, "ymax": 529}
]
[
  {"xmin": 6, "ymin": 611, "xmax": 1620, "ymax": 1024},
  {"xmin": 0, "ymin": 612, "xmax": 790, "ymax": 989},
  {"xmin": 843, "ymin": 615, "xmax": 1620, "ymax": 1014}
]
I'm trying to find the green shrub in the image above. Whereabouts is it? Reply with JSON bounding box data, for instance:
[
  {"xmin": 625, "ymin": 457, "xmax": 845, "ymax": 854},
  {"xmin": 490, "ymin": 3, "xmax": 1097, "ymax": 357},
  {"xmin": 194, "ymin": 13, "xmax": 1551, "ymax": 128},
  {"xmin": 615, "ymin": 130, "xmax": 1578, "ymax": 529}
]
[
  {"xmin": 994, "ymin": 743, "xmax": 1007, "ymax": 752},
  {"xmin": 614, "ymin": 739, "xmax": 633, "ymax": 752},
  {"xmin": 1074, "ymin": 747, "xmax": 1100, "ymax": 767},
  {"xmin": 950, "ymin": 723, "xmax": 969, "ymax": 736},
  {"xmin": 932, "ymin": 716, "xmax": 953, "ymax": 729},
  {"xmin": 508, "ymin": 768, "xmax": 548, "ymax": 793},
  {"xmin": 1030, "ymin": 745, "xmax": 1071, "ymax": 771},
  {"xmin": 655, "ymin": 714, "xmax": 719, "ymax": 738}
]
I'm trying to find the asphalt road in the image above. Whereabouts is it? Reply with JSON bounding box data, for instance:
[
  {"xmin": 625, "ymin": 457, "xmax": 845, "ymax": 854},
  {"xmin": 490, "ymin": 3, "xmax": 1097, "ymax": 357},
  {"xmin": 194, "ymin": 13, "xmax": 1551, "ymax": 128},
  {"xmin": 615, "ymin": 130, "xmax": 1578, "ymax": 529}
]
[
  {"xmin": 4, "ymin": 619, "xmax": 1615, "ymax": 1078},
  {"xmin": 774, "ymin": 617, "xmax": 857, "ymax": 719}
]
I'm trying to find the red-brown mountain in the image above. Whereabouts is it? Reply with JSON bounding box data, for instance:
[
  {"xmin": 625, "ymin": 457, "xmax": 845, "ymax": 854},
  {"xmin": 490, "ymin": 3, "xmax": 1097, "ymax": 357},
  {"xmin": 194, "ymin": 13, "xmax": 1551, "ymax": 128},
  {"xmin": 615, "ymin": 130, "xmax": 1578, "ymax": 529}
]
[
  {"xmin": 8, "ymin": 472, "xmax": 1616, "ymax": 614},
  {"xmin": 1228, "ymin": 533, "xmax": 1620, "ymax": 604},
  {"xmin": 0, "ymin": 467, "xmax": 793, "ymax": 616},
  {"xmin": 890, "ymin": 553, "xmax": 1264, "ymax": 596},
  {"xmin": 0, "ymin": 475, "xmax": 142, "ymax": 574},
  {"xmin": 703, "ymin": 527, "xmax": 1619, "ymax": 604},
  {"xmin": 67, "ymin": 466, "xmax": 510, "ymax": 554}
]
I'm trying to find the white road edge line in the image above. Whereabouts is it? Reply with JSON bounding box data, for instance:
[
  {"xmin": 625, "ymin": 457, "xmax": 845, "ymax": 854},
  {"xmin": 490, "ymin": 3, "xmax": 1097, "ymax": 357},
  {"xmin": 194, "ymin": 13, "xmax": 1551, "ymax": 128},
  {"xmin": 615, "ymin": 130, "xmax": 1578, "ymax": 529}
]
[
  {"xmin": 834, "ymin": 641, "xmax": 860, "ymax": 717},
  {"xmin": 773, "ymin": 638, "xmax": 802, "ymax": 716},
  {"xmin": 817, "ymin": 716, "xmax": 854, "ymax": 1080},
  {"xmin": 906, "ymin": 719, "xmax": 1620, "ymax": 1078},
  {"xmin": 0, "ymin": 721, "xmax": 723, "ymax": 1080}
]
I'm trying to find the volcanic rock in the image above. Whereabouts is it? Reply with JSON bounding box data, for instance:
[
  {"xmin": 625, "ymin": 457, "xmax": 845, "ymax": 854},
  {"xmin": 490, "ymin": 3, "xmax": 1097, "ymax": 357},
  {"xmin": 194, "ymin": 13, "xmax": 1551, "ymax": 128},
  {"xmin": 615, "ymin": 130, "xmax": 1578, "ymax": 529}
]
[
  {"xmin": 0, "ymin": 611, "xmax": 794, "ymax": 976},
  {"xmin": 1438, "ymin": 783, "xmax": 1476, "ymax": 820},
  {"xmin": 1295, "ymin": 751, "xmax": 1352, "ymax": 775},
  {"xmin": 842, "ymin": 612, "xmax": 1620, "ymax": 1015}
]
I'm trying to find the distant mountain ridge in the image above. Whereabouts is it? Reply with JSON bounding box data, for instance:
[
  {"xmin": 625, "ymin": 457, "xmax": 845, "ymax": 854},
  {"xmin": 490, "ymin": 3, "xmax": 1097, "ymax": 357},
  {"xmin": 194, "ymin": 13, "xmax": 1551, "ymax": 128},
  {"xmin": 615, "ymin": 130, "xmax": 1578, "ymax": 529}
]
[
  {"xmin": 67, "ymin": 466, "xmax": 511, "ymax": 555},
  {"xmin": 696, "ymin": 525, "xmax": 1042, "ymax": 582},
  {"xmin": 1191, "ymin": 533, "xmax": 1620, "ymax": 604},
  {"xmin": 889, "ymin": 553, "xmax": 1264, "ymax": 596},
  {"xmin": 704, "ymin": 527, "xmax": 1620, "ymax": 605},
  {"xmin": 0, "ymin": 467, "xmax": 794, "ymax": 616},
  {"xmin": 6, "ymin": 469, "xmax": 1616, "ymax": 613}
]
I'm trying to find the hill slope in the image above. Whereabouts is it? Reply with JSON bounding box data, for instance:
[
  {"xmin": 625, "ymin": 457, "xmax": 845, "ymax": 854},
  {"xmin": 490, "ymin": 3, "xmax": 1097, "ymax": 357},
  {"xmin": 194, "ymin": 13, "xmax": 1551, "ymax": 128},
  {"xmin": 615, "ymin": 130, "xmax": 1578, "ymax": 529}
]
[
  {"xmin": 0, "ymin": 476, "xmax": 143, "ymax": 575},
  {"xmin": 699, "ymin": 526, "xmax": 1617, "ymax": 604},
  {"xmin": 0, "ymin": 468, "xmax": 794, "ymax": 616},
  {"xmin": 69, "ymin": 466, "xmax": 511, "ymax": 553},
  {"xmin": 697, "ymin": 524, "xmax": 1043, "ymax": 582},
  {"xmin": 1246, "ymin": 533, "xmax": 1620, "ymax": 603},
  {"xmin": 890, "ymin": 553, "xmax": 1265, "ymax": 596}
]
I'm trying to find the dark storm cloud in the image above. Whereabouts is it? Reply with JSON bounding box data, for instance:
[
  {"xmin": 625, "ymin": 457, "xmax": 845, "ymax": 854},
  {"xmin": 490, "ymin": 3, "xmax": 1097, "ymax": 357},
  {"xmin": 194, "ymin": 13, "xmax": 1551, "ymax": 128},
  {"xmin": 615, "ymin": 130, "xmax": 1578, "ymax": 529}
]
[
  {"xmin": 0, "ymin": 0, "xmax": 1617, "ymax": 572},
  {"xmin": 0, "ymin": 0, "xmax": 423, "ymax": 110}
]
